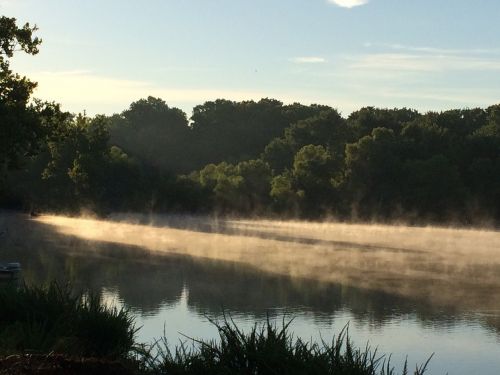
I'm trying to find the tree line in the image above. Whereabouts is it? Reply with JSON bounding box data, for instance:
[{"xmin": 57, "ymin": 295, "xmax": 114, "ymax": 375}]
[{"xmin": 1, "ymin": 17, "xmax": 499, "ymax": 224}]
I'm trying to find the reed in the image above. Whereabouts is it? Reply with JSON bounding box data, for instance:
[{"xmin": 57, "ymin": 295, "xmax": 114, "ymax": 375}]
[
  {"xmin": 138, "ymin": 315, "xmax": 431, "ymax": 375},
  {"xmin": 0, "ymin": 282, "xmax": 136, "ymax": 358}
]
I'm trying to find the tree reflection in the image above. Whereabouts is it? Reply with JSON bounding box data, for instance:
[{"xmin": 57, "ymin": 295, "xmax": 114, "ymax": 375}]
[{"xmin": 0, "ymin": 213, "xmax": 499, "ymax": 336}]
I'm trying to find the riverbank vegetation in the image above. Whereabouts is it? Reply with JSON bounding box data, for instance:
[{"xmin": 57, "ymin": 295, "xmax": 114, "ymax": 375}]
[
  {"xmin": 0, "ymin": 283, "xmax": 430, "ymax": 375},
  {"xmin": 1, "ymin": 16, "xmax": 499, "ymax": 225},
  {"xmin": 139, "ymin": 316, "xmax": 431, "ymax": 375},
  {"xmin": 0, "ymin": 283, "xmax": 135, "ymax": 358}
]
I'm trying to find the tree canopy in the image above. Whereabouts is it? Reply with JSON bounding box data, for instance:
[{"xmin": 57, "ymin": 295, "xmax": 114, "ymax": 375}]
[{"xmin": 0, "ymin": 16, "xmax": 42, "ymax": 182}]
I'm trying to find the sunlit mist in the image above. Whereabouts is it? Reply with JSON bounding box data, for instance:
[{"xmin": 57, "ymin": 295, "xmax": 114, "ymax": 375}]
[{"xmin": 36, "ymin": 214, "xmax": 500, "ymax": 312}]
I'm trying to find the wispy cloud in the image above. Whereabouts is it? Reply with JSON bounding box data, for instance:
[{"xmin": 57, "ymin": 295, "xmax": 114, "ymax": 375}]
[
  {"xmin": 290, "ymin": 57, "xmax": 326, "ymax": 64},
  {"xmin": 349, "ymin": 53, "xmax": 500, "ymax": 72},
  {"xmin": 327, "ymin": 0, "xmax": 369, "ymax": 8},
  {"xmin": 364, "ymin": 42, "xmax": 500, "ymax": 56},
  {"xmin": 360, "ymin": 86, "xmax": 499, "ymax": 105}
]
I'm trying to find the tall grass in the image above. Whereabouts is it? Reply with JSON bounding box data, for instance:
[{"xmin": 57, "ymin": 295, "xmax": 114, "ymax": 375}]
[
  {"xmin": 0, "ymin": 282, "xmax": 136, "ymax": 358},
  {"xmin": 138, "ymin": 316, "xmax": 432, "ymax": 375}
]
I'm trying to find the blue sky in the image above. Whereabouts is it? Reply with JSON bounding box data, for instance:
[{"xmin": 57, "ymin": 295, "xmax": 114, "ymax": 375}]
[{"xmin": 2, "ymin": 0, "xmax": 500, "ymax": 116}]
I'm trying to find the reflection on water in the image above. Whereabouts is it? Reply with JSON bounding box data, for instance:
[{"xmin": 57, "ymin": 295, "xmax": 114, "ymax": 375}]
[
  {"xmin": 36, "ymin": 214, "xmax": 500, "ymax": 312},
  {"xmin": 1, "ymin": 213, "xmax": 500, "ymax": 374}
]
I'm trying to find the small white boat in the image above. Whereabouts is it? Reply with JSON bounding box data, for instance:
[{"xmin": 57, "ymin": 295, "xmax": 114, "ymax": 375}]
[{"xmin": 0, "ymin": 262, "xmax": 21, "ymax": 280}]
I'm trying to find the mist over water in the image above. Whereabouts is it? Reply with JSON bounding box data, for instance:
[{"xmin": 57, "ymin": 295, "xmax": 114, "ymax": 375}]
[
  {"xmin": 37, "ymin": 214, "xmax": 500, "ymax": 312},
  {"xmin": 2, "ymin": 212, "xmax": 500, "ymax": 374}
]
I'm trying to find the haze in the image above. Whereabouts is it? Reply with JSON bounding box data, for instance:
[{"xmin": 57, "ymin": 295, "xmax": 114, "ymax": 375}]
[{"xmin": 37, "ymin": 214, "xmax": 500, "ymax": 312}]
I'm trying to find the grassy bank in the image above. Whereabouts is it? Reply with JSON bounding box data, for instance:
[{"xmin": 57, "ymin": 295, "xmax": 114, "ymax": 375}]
[
  {"xmin": 0, "ymin": 283, "xmax": 431, "ymax": 374},
  {"xmin": 0, "ymin": 283, "xmax": 136, "ymax": 358}
]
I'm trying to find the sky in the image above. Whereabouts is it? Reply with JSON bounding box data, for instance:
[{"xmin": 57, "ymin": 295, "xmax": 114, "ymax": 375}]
[{"xmin": 2, "ymin": 0, "xmax": 500, "ymax": 117}]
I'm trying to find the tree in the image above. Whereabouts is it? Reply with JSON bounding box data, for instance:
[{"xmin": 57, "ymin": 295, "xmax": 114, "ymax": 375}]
[
  {"xmin": 190, "ymin": 99, "xmax": 332, "ymax": 169},
  {"xmin": 236, "ymin": 159, "xmax": 272, "ymax": 212},
  {"xmin": 22, "ymin": 114, "xmax": 112, "ymax": 212},
  {"xmin": 347, "ymin": 107, "xmax": 420, "ymax": 137},
  {"xmin": 0, "ymin": 17, "xmax": 42, "ymax": 186},
  {"xmin": 402, "ymin": 155, "xmax": 463, "ymax": 219},
  {"xmin": 285, "ymin": 109, "xmax": 350, "ymax": 153},
  {"xmin": 474, "ymin": 104, "xmax": 500, "ymax": 139},
  {"xmin": 344, "ymin": 128, "xmax": 404, "ymax": 218},
  {"xmin": 270, "ymin": 171, "xmax": 298, "ymax": 214},
  {"xmin": 261, "ymin": 137, "xmax": 295, "ymax": 174},
  {"xmin": 197, "ymin": 162, "xmax": 243, "ymax": 212},
  {"xmin": 263, "ymin": 109, "xmax": 350, "ymax": 175},
  {"xmin": 108, "ymin": 96, "xmax": 191, "ymax": 172},
  {"xmin": 292, "ymin": 145, "xmax": 336, "ymax": 216}
]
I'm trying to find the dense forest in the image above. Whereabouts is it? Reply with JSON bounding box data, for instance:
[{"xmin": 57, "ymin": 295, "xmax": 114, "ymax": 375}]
[{"xmin": 1, "ymin": 17, "xmax": 499, "ymax": 224}]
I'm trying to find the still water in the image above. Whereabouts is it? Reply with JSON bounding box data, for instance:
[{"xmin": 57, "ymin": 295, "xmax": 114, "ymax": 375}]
[{"xmin": 1, "ymin": 212, "xmax": 500, "ymax": 374}]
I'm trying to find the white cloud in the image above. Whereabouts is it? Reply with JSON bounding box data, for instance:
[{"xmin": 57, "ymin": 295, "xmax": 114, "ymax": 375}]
[
  {"xmin": 349, "ymin": 53, "xmax": 500, "ymax": 72},
  {"xmin": 327, "ymin": 0, "xmax": 369, "ymax": 8},
  {"xmin": 365, "ymin": 87, "xmax": 500, "ymax": 105},
  {"xmin": 290, "ymin": 57, "xmax": 326, "ymax": 64},
  {"xmin": 364, "ymin": 42, "xmax": 500, "ymax": 56}
]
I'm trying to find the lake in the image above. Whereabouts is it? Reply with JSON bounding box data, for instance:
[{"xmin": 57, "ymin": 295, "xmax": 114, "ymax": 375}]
[{"xmin": 1, "ymin": 212, "xmax": 499, "ymax": 374}]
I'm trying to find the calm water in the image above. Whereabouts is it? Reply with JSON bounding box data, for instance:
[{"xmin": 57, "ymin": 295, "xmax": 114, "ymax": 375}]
[{"xmin": 1, "ymin": 212, "xmax": 500, "ymax": 374}]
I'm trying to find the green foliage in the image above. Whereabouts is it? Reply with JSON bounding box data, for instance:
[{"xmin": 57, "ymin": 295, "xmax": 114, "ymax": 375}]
[
  {"xmin": 140, "ymin": 317, "xmax": 431, "ymax": 375},
  {"xmin": 474, "ymin": 104, "xmax": 500, "ymax": 138},
  {"xmin": 0, "ymin": 17, "xmax": 42, "ymax": 185},
  {"xmin": 189, "ymin": 99, "xmax": 329, "ymax": 169},
  {"xmin": 348, "ymin": 107, "xmax": 421, "ymax": 137},
  {"xmin": 24, "ymin": 114, "xmax": 112, "ymax": 212},
  {"xmin": 403, "ymin": 155, "xmax": 463, "ymax": 218},
  {"xmin": 0, "ymin": 17, "xmax": 41, "ymax": 59},
  {"xmin": 109, "ymin": 96, "xmax": 191, "ymax": 172},
  {"xmin": 263, "ymin": 109, "xmax": 352, "ymax": 175},
  {"xmin": 0, "ymin": 283, "xmax": 136, "ymax": 358},
  {"xmin": 190, "ymin": 99, "xmax": 289, "ymax": 166},
  {"xmin": 286, "ymin": 109, "xmax": 351, "ymax": 152},
  {"xmin": 270, "ymin": 171, "xmax": 298, "ymax": 213},
  {"xmin": 194, "ymin": 160, "xmax": 272, "ymax": 213},
  {"xmin": 236, "ymin": 159, "xmax": 272, "ymax": 212},
  {"xmin": 4, "ymin": 99, "xmax": 500, "ymax": 223},
  {"xmin": 292, "ymin": 145, "xmax": 337, "ymax": 215},
  {"xmin": 262, "ymin": 137, "xmax": 295, "ymax": 174},
  {"xmin": 293, "ymin": 145, "xmax": 332, "ymax": 180},
  {"xmin": 345, "ymin": 128, "xmax": 404, "ymax": 217}
]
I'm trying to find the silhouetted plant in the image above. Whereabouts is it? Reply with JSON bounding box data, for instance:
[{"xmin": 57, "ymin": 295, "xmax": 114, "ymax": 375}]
[
  {"xmin": 138, "ymin": 315, "xmax": 432, "ymax": 375},
  {"xmin": 0, "ymin": 282, "xmax": 136, "ymax": 358}
]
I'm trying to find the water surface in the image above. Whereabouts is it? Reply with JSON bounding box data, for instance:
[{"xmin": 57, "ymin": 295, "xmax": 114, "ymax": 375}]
[{"xmin": 1, "ymin": 213, "xmax": 499, "ymax": 374}]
